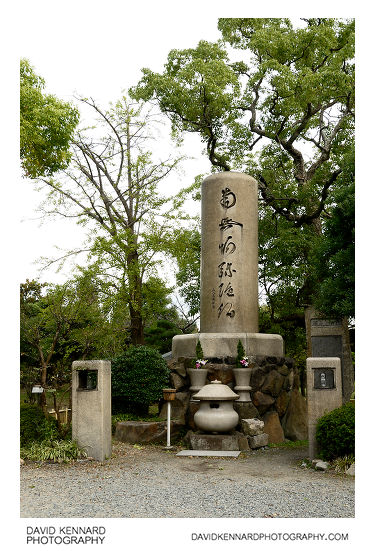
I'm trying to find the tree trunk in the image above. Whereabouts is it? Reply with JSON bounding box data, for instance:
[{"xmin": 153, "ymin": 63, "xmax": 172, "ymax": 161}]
[{"xmin": 126, "ymin": 247, "xmax": 144, "ymax": 345}]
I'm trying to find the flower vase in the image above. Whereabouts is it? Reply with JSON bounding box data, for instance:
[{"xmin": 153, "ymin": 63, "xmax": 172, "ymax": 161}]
[
  {"xmin": 233, "ymin": 368, "xmax": 252, "ymax": 402},
  {"xmin": 187, "ymin": 368, "xmax": 208, "ymax": 400}
]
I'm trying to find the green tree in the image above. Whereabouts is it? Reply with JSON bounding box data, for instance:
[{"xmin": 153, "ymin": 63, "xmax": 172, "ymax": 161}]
[
  {"xmin": 35, "ymin": 96, "xmax": 190, "ymax": 344},
  {"xmin": 20, "ymin": 275, "xmax": 110, "ymax": 408},
  {"xmin": 131, "ymin": 18, "xmax": 355, "ymax": 378},
  {"xmin": 144, "ymin": 320, "xmax": 182, "ymax": 354},
  {"xmin": 20, "ymin": 59, "xmax": 79, "ymax": 178},
  {"xmin": 311, "ymin": 180, "xmax": 355, "ymax": 319},
  {"xmin": 163, "ymin": 224, "xmax": 201, "ymax": 319},
  {"xmin": 131, "ymin": 18, "xmax": 354, "ymax": 231}
]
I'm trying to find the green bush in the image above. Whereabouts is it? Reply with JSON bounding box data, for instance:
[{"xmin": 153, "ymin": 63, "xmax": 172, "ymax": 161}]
[
  {"xmin": 20, "ymin": 404, "xmax": 59, "ymax": 447},
  {"xmin": 20, "ymin": 440, "xmax": 87, "ymax": 463},
  {"xmin": 315, "ymin": 401, "xmax": 355, "ymax": 460},
  {"xmin": 111, "ymin": 345, "xmax": 170, "ymax": 415}
]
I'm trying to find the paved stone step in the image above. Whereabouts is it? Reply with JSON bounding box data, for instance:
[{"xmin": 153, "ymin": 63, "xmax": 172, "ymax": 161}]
[{"xmin": 176, "ymin": 450, "xmax": 241, "ymax": 457}]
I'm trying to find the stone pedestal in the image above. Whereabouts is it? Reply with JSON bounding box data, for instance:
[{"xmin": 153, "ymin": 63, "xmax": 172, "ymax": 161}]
[
  {"xmin": 185, "ymin": 430, "xmax": 249, "ymax": 451},
  {"xmin": 233, "ymin": 368, "xmax": 252, "ymax": 402},
  {"xmin": 172, "ymin": 332, "xmax": 284, "ymax": 359}
]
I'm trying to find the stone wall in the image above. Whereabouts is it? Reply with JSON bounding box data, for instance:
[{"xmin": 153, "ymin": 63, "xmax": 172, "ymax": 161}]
[{"xmin": 160, "ymin": 355, "xmax": 307, "ymax": 443}]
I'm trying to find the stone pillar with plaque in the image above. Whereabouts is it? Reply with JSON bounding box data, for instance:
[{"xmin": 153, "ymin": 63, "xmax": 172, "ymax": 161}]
[
  {"xmin": 72, "ymin": 360, "xmax": 112, "ymax": 461},
  {"xmin": 305, "ymin": 306, "xmax": 354, "ymax": 403},
  {"xmin": 306, "ymin": 356, "xmax": 342, "ymax": 459}
]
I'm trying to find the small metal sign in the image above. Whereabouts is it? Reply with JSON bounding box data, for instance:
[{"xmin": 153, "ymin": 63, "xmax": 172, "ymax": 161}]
[
  {"xmin": 32, "ymin": 385, "xmax": 44, "ymax": 394},
  {"xmin": 311, "ymin": 318, "xmax": 341, "ymax": 328},
  {"xmin": 313, "ymin": 368, "xmax": 335, "ymax": 389}
]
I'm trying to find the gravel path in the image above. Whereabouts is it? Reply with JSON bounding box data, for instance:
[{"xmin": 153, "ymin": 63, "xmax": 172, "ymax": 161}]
[{"xmin": 20, "ymin": 442, "xmax": 354, "ymax": 518}]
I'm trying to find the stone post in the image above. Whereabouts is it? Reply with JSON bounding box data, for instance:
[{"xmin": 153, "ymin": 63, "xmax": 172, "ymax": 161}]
[
  {"xmin": 200, "ymin": 172, "xmax": 259, "ymax": 333},
  {"xmin": 72, "ymin": 360, "xmax": 112, "ymax": 461}
]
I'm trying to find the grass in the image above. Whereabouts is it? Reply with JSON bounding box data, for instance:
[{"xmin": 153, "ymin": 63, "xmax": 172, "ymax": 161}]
[{"xmin": 269, "ymin": 439, "xmax": 308, "ymax": 449}]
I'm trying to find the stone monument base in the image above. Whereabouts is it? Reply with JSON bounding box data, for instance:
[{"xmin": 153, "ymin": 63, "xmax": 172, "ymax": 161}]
[
  {"xmin": 184, "ymin": 430, "xmax": 250, "ymax": 451},
  {"xmin": 172, "ymin": 332, "xmax": 284, "ymax": 359}
]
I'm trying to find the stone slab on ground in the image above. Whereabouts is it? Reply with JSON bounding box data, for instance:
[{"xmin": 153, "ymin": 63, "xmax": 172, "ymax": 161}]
[{"xmin": 176, "ymin": 450, "xmax": 241, "ymax": 457}]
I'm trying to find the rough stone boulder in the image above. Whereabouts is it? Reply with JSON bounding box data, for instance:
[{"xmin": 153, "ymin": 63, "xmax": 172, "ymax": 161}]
[
  {"xmin": 169, "ymin": 371, "xmax": 186, "ymax": 391},
  {"xmin": 250, "ymin": 366, "xmax": 266, "ymax": 388},
  {"xmin": 159, "ymin": 391, "xmax": 190, "ymax": 423},
  {"xmin": 115, "ymin": 420, "xmax": 184, "ymax": 444},
  {"xmin": 261, "ymin": 370, "xmax": 285, "ymax": 397},
  {"xmin": 241, "ymin": 418, "xmax": 264, "ymax": 436},
  {"xmin": 281, "ymin": 389, "xmax": 308, "ymax": 441},
  {"xmin": 248, "ymin": 433, "xmax": 269, "ymax": 449},
  {"xmin": 252, "ymin": 391, "xmax": 275, "ymax": 415},
  {"xmin": 262, "ymin": 410, "xmax": 285, "ymax": 444},
  {"xmin": 234, "ymin": 401, "xmax": 260, "ymax": 422},
  {"xmin": 207, "ymin": 364, "xmax": 234, "ymax": 385},
  {"xmin": 275, "ymin": 390, "xmax": 290, "ymax": 417}
]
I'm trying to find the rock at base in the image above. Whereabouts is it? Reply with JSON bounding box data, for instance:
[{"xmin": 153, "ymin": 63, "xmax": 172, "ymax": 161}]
[
  {"xmin": 313, "ymin": 459, "xmax": 329, "ymax": 471},
  {"xmin": 241, "ymin": 418, "xmax": 264, "ymax": 436},
  {"xmin": 281, "ymin": 389, "xmax": 308, "ymax": 441},
  {"xmin": 248, "ymin": 433, "xmax": 269, "ymax": 449},
  {"xmin": 252, "ymin": 391, "xmax": 275, "ymax": 414},
  {"xmin": 262, "ymin": 411, "xmax": 285, "ymax": 444},
  {"xmin": 234, "ymin": 401, "xmax": 260, "ymax": 421},
  {"xmin": 346, "ymin": 463, "xmax": 355, "ymax": 476}
]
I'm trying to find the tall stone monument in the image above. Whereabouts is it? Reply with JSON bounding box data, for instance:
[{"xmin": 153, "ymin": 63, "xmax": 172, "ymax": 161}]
[{"xmin": 172, "ymin": 172, "xmax": 283, "ymax": 359}]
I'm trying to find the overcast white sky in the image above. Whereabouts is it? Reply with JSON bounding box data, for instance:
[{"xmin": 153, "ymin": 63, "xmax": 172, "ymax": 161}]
[{"xmin": 3, "ymin": 0, "xmax": 374, "ymax": 545}]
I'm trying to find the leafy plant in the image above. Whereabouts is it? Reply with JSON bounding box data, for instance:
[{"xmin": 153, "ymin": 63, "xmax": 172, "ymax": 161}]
[
  {"xmin": 331, "ymin": 455, "xmax": 355, "ymax": 473},
  {"xmin": 111, "ymin": 345, "xmax": 169, "ymax": 415},
  {"xmin": 236, "ymin": 340, "xmax": 246, "ymax": 368},
  {"xmin": 193, "ymin": 339, "xmax": 207, "ymax": 369},
  {"xmin": 20, "ymin": 440, "xmax": 87, "ymax": 463},
  {"xmin": 20, "ymin": 404, "xmax": 59, "ymax": 447},
  {"xmin": 315, "ymin": 402, "xmax": 355, "ymax": 460}
]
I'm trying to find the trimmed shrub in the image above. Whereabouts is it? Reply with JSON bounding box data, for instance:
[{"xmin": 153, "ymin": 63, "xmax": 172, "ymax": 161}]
[
  {"xmin": 111, "ymin": 345, "xmax": 169, "ymax": 415},
  {"xmin": 315, "ymin": 401, "xmax": 355, "ymax": 460},
  {"xmin": 20, "ymin": 404, "xmax": 59, "ymax": 447}
]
